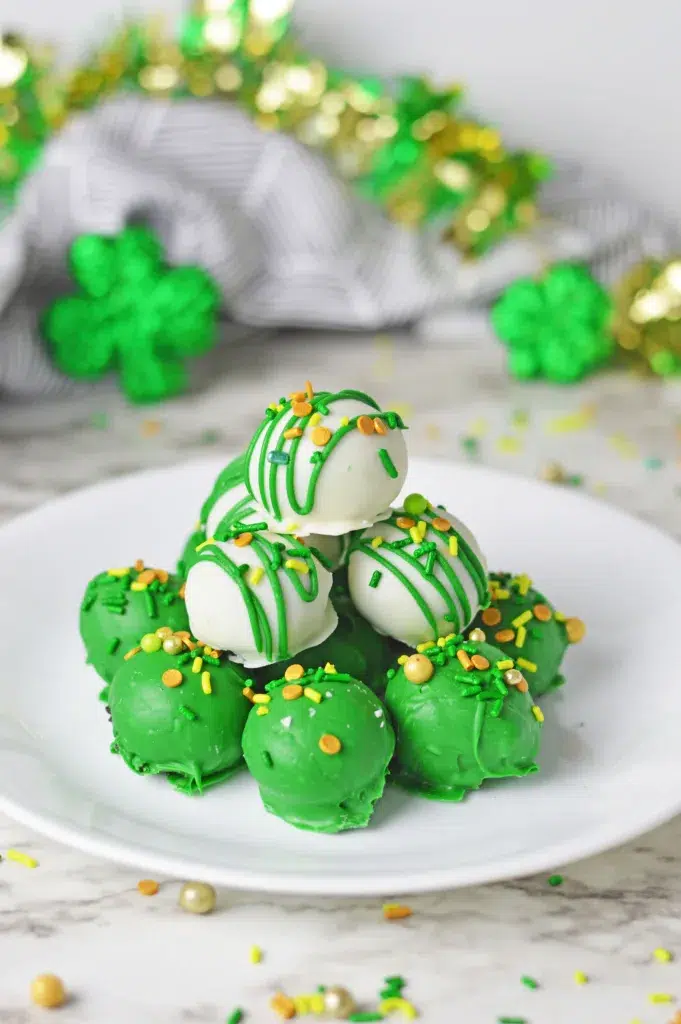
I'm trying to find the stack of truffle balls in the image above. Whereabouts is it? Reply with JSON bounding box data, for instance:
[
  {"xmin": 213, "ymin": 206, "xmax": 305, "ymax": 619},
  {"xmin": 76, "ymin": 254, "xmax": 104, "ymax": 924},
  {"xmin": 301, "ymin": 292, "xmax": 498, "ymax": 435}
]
[{"xmin": 80, "ymin": 384, "xmax": 585, "ymax": 833}]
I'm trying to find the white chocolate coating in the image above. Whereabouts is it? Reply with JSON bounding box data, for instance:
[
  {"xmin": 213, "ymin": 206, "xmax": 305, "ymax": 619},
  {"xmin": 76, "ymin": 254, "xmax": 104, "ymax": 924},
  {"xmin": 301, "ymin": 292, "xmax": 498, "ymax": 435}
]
[
  {"xmin": 185, "ymin": 532, "xmax": 337, "ymax": 668},
  {"xmin": 245, "ymin": 390, "xmax": 408, "ymax": 537},
  {"xmin": 347, "ymin": 503, "xmax": 488, "ymax": 648}
]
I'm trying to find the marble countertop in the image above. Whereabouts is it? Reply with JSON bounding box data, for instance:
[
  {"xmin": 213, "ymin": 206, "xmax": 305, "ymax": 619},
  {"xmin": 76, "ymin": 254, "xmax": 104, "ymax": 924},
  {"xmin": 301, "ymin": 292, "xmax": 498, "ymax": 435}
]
[{"xmin": 2, "ymin": 330, "xmax": 681, "ymax": 1024}]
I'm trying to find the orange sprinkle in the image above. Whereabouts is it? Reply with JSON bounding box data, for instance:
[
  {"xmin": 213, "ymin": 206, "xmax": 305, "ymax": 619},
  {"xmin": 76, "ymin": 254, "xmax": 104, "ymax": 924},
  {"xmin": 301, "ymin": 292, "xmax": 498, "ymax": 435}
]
[
  {"xmin": 134, "ymin": 559, "xmax": 144, "ymax": 572},
  {"xmin": 141, "ymin": 418, "xmax": 161, "ymax": 438},
  {"xmin": 431, "ymin": 517, "xmax": 451, "ymax": 532},
  {"xmin": 533, "ymin": 603, "xmax": 552, "ymax": 622},
  {"xmin": 495, "ymin": 628, "xmax": 515, "ymax": 643},
  {"xmin": 456, "ymin": 650, "xmax": 473, "ymax": 671},
  {"xmin": 319, "ymin": 733, "xmax": 342, "ymax": 755},
  {"xmin": 517, "ymin": 678, "xmax": 529, "ymax": 693},
  {"xmin": 137, "ymin": 879, "xmax": 159, "ymax": 896},
  {"xmin": 282, "ymin": 683, "xmax": 303, "ymax": 701},
  {"xmin": 289, "ymin": 391, "xmax": 306, "ymax": 401},
  {"xmin": 284, "ymin": 664, "xmax": 305, "ymax": 681},
  {"xmin": 161, "ymin": 669, "xmax": 183, "ymax": 688},
  {"xmin": 124, "ymin": 646, "xmax": 141, "ymax": 660},
  {"xmin": 396, "ymin": 516, "xmax": 416, "ymax": 529},
  {"xmin": 137, "ymin": 568, "xmax": 157, "ymax": 585},
  {"xmin": 292, "ymin": 401, "xmax": 312, "ymax": 418},
  {"xmin": 270, "ymin": 993, "xmax": 296, "ymax": 1020},
  {"xmin": 242, "ymin": 687, "xmax": 255, "ymax": 701},
  {"xmin": 175, "ymin": 630, "xmax": 191, "ymax": 641},
  {"xmin": 305, "ymin": 380, "xmax": 314, "ymax": 400},
  {"xmin": 566, "ymin": 617, "xmax": 586, "ymax": 643},
  {"xmin": 374, "ymin": 417, "xmax": 388, "ymax": 435},
  {"xmin": 383, "ymin": 903, "xmax": 413, "ymax": 920},
  {"xmin": 283, "ymin": 427, "xmax": 303, "ymax": 440},
  {"xmin": 471, "ymin": 654, "xmax": 490, "ymax": 670},
  {"xmin": 178, "ymin": 583, "xmax": 186, "ymax": 599},
  {"xmin": 311, "ymin": 425, "xmax": 332, "ymax": 446},
  {"xmin": 156, "ymin": 569, "xmax": 169, "ymax": 584},
  {"xmin": 234, "ymin": 532, "xmax": 253, "ymax": 547},
  {"xmin": 482, "ymin": 607, "xmax": 502, "ymax": 626},
  {"xmin": 357, "ymin": 415, "xmax": 375, "ymax": 435}
]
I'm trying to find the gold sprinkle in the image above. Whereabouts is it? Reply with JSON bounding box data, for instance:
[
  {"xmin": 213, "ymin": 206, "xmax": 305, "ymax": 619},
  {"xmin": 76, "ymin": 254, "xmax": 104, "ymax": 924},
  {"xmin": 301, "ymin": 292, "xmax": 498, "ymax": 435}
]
[
  {"xmin": 449, "ymin": 535, "xmax": 458, "ymax": 557},
  {"xmin": 256, "ymin": 706, "xmax": 269, "ymax": 716},
  {"xmin": 304, "ymin": 687, "xmax": 322, "ymax": 704},
  {"xmin": 284, "ymin": 664, "xmax": 304, "ymax": 681},
  {"xmin": 482, "ymin": 607, "xmax": 502, "ymax": 626},
  {"xmin": 383, "ymin": 903, "xmax": 413, "ymax": 920},
  {"xmin": 371, "ymin": 536, "xmax": 384, "ymax": 548},
  {"xmin": 234, "ymin": 532, "xmax": 253, "ymax": 547},
  {"xmin": 515, "ymin": 625, "xmax": 527, "ymax": 648},
  {"xmin": 253, "ymin": 693, "xmax": 271, "ymax": 705},
  {"xmin": 357, "ymin": 415, "xmax": 375, "ymax": 435},
  {"xmin": 155, "ymin": 626, "xmax": 173, "ymax": 639},
  {"xmin": 533, "ymin": 603, "xmax": 552, "ymax": 622},
  {"xmin": 284, "ymin": 427, "xmax": 303, "ymax": 440},
  {"xmin": 468, "ymin": 628, "xmax": 486, "ymax": 643},
  {"xmin": 319, "ymin": 733, "xmax": 341, "ymax": 755},
  {"xmin": 134, "ymin": 559, "xmax": 145, "ymax": 572},
  {"xmin": 282, "ymin": 684, "xmax": 303, "ymax": 701},
  {"xmin": 305, "ymin": 379, "xmax": 314, "ymax": 400},
  {"xmin": 201, "ymin": 671, "xmax": 212, "ymax": 694},
  {"xmin": 242, "ymin": 687, "xmax": 255, "ymax": 701},
  {"xmin": 248, "ymin": 567, "xmax": 264, "ymax": 586},
  {"xmin": 396, "ymin": 516, "xmax": 416, "ymax": 529},
  {"xmin": 471, "ymin": 654, "xmax": 490, "ymax": 670},
  {"xmin": 162, "ymin": 669, "xmax": 183, "ymax": 688},
  {"xmin": 432, "ymin": 517, "xmax": 451, "ymax": 532},
  {"xmin": 124, "ymin": 646, "xmax": 141, "ymax": 660},
  {"xmin": 456, "ymin": 650, "xmax": 473, "ymax": 671},
  {"xmin": 531, "ymin": 705, "xmax": 544, "ymax": 722},
  {"xmin": 311, "ymin": 425, "xmax": 332, "ymax": 446},
  {"xmin": 192, "ymin": 657, "xmax": 203, "ymax": 674},
  {"xmin": 374, "ymin": 417, "xmax": 388, "ymax": 435},
  {"xmin": 517, "ymin": 657, "xmax": 537, "ymax": 673}
]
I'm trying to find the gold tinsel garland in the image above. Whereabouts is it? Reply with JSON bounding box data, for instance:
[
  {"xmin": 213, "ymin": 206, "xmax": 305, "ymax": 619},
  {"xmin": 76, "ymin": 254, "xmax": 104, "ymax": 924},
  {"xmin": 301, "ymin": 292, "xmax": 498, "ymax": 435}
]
[
  {"xmin": 0, "ymin": 1, "xmax": 550, "ymax": 257},
  {"xmin": 610, "ymin": 258, "xmax": 681, "ymax": 376}
]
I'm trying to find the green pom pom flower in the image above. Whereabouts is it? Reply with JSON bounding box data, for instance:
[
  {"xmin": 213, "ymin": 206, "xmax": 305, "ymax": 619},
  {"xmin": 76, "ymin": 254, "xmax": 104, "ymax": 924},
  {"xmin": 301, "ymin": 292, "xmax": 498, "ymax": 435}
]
[
  {"xmin": 42, "ymin": 226, "xmax": 220, "ymax": 403},
  {"xmin": 491, "ymin": 262, "xmax": 614, "ymax": 383}
]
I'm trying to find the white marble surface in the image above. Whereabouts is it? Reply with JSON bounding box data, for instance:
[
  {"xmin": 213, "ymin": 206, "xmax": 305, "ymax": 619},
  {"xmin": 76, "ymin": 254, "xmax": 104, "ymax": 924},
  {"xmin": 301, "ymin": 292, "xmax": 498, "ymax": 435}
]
[{"xmin": 3, "ymin": 331, "xmax": 681, "ymax": 1023}]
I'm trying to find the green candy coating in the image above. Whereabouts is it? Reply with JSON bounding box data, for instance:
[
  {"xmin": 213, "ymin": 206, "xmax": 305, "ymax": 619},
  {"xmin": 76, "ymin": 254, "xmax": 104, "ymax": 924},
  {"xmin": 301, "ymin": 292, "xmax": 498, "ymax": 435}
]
[
  {"xmin": 177, "ymin": 526, "xmax": 205, "ymax": 577},
  {"xmin": 256, "ymin": 590, "xmax": 394, "ymax": 696},
  {"xmin": 385, "ymin": 638, "xmax": 542, "ymax": 802},
  {"xmin": 471, "ymin": 571, "xmax": 570, "ymax": 697},
  {"xmin": 109, "ymin": 645, "xmax": 251, "ymax": 794},
  {"xmin": 177, "ymin": 453, "xmax": 248, "ymax": 577},
  {"xmin": 242, "ymin": 669, "xmax": 395, "ymax": 833},
  {"xmin": 80, "ymin": 567, "xmax": 188, "ymax": 684}
]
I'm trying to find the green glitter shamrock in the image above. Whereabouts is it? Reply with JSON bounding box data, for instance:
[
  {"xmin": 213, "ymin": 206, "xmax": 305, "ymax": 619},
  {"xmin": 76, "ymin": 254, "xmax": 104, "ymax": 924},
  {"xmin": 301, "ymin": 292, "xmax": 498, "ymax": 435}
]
[
  {"xmin": 42, "ymin": 226, "xmax": 220, "ymax": 403},
  {"xmin": 491, "ymin": 262, "xmax": 614, "ymax": 383}
]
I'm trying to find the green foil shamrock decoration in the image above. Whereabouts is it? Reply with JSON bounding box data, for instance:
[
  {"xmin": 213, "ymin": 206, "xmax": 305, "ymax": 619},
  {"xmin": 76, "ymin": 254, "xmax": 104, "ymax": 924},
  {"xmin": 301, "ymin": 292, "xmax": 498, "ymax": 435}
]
[
  {"xmin": 42, "ymin": 226, "xmax": 220, "ymax": 403},
  {"xmin": 491, "ymin": 262, "xmax": 614, "ymax": 383}
]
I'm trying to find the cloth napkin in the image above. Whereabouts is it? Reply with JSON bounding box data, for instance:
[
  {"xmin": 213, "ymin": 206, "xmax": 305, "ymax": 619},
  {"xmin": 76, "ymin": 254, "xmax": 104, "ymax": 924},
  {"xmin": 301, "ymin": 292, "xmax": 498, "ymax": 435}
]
[{"xmin": 0, "ymin": 94, "xmax": 676, "ymax": 398}]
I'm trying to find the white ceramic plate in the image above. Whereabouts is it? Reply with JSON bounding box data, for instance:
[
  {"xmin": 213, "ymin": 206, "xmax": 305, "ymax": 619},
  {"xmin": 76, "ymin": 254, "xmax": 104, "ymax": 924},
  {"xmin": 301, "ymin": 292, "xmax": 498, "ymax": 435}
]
[{"xmin": 0, "ymin": 456, "xmax": 679, "ymax": 895}]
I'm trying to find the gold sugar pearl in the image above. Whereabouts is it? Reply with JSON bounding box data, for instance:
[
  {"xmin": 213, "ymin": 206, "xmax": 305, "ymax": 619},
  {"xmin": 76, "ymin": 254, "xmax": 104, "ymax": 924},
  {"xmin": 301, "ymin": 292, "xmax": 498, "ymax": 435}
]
[
  {"xmin": 163, "ymin": 635, "xmax": 184, "ymax": 655},
  {"xmin": 323, "ymin": 985, "xmax": 357, "ymax": 1018},
  {"xmin": 178, "ymin": 881, "xmax": 216, "ymax": 915},
  {"xmin": 565, "ymin": 617, "xmax": 586, "ymax": 643},
  {"xmin": 468, "ymin": 628, "xmax": 486, "ymax": 643},
  {"xmin": 30, "ymin": 974, "xmax": 67, "ymax": 1009},
  {"xmin": 403, "ymin": 653, "xmax": 434, "ymax": 685}
]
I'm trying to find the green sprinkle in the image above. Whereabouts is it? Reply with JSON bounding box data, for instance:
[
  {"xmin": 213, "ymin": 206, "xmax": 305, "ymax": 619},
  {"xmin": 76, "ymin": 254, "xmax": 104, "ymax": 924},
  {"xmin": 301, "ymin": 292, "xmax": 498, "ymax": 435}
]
[
  {"xmin": 521, "ymin": 976, "xmax": 539, "ymax": 990},
  {"xmin": 81, "ymin": 595, "xmax": 96, "ymax": 612},
  {"xmin": 645, "ymin": 456, "xmax": 664, "ymax": 470},
  {"xmin": 386, "ymin": 668, "xmax": 396, "ymax": 679},
  {"xmin": 310, "ymin": 451, "xmax": 323, "ymax": 464},
  {"xmin": 179, "ymin": 706, "xmax": 197, "ymax": 721},
  {"xmin": 226, "ymin": 1009, "xmax": 245, "ymax": 1024},
  {"xmin": 378, "ymin": 448, "xmax": 399, "ymax": 478},
  {"xmin": 460, "ymin": 686, "xmax": 482, "ymax": 697},
  {"xmin": 498, "ymin": 1018, "xmax": 527, "ymax": 1024},
  {"xmin": 106, "ymin": 607, "xmax": 125, "ymax": 615},
  {"xmin": 548, "ymin": 874, "xmax": 563, "ymax": 887},
  {"xmin": 144, "ymin": 590, "xmax": 157, "ymax": 619},
  {"xmin": 176, "ymin": 652, "xmax": 193, "ymax": 665},
  {"xmin": 461, "ymin": 436, "xmax": 479, "ymax": 457},
  {"xmin": 162, "ymin": 592, "xmax": 175, "ymax": 606},
  {"xmin": 348, "ymin": 1015, "xmax": 384, "ymax": 1023},
  {"xmin": 200, "ymin": 428, "xmax": 220, "ymax": 445},
  {"xmin": 202, "ymin": 654, "xmax": 221, "ymax": 665},
  {"xmin": 106, "ymin": 637, "xmax": 120, "ymax": 655},
  {"xmin": 489, "ymin": 698, "xmax": 504, "ymax": 717},
  {"xmin": 369, "ymin": 570, "xmax": 382, "ymax": 589},
  {"xmin": 424, "ymin": 550, "xmax": 436, "ymax": 575}
]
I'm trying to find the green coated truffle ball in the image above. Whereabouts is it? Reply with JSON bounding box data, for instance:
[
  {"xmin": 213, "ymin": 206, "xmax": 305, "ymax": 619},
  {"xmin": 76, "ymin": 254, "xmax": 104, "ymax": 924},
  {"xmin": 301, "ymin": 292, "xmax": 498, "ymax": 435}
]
[
  {"xmin": 109, "ymin": 643, "xmax": 251, "ymax": 794},
  {"xmin": 80, "ymin": 566, "xmax": 188, "ymax": 684},
  {"xmin": 385, "ymin": 638, "xmax": 542, "ymax": 802},
  {"xmin": 470, "ymin": 571, "xmax": 577, "ymax": 697},
  {"xmin": 242, "ymin": 668, "xmax": 395, "ymax": 833}
]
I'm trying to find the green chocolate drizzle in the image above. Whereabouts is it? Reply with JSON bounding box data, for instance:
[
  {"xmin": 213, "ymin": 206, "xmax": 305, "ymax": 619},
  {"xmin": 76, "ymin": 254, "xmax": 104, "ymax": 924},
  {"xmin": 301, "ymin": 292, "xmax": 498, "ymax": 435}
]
[{"xmin": 244, "ymin": 388, "xmax": 406, "ymax": 520}]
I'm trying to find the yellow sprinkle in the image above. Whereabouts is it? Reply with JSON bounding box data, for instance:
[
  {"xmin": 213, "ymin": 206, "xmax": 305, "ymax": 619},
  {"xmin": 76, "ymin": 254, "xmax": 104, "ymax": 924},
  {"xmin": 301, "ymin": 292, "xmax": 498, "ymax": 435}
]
[
  {"xmin": 445, "ymin": 633, "xmax": 456, "ymax": 642},
  {"xmin": 449, "ymin": 535, "xmax": 458, "ymax": 557},
  {"xmin": 417, "ymin": 520, "xmax": 428, "ymax": 538},
  {"xmin": 340, "ymin": 416, "xmax": 350, "ymax": 426},
  {"xmin": 324, "ymin": 662, "xmax": 337, "ymax": 673},
  {"xmin": 276, "ymin": 403, "xmax": 284, "ymax": 412},
  {"xmin": 293, "ymin": 996, "xmax": 311, "ymax": 1014},
  {"xmin": 496, "ymin": 435, "xmax": 522, "ymax": 454},
  {"xmin": 268, "ymin": 402, "xmax": 277, "ymax": 411},
  {"xmin": 416, "ymin": 642, "xmax": 431, "ymax": 653},
  {"xmin": 379, "ymin": 997, "xmax": 418, "ymax": 1020},
  {"xmin": 284, "ymin": 558, "xmax": 309, "ymax": 574},
  {"xmin": 256, "ymin": 706, "xmax": 269, "ymax": 716},
  {"xmin": 7, "ymin": 849, "xmax": 38, "ymax": 868},
  {"xmin": 649, "ymin": 993, "xmax": 674, "ymax": 1003},
  {"xmin": 124, "ymin": 646, "xmax": 141, "ymax": 661},
  {"xmin": 609, "ymin": 432, "xmax": 638, "ymax": 458},
  {"xmin": 512, "ymin": 610, "xmax": 533, "ymax": 627},
  {"xmin": 248, "ymin": 567, "xmax": 264, "ymax": 586},
  {"xmin": 547, "ymin": 406, "xmax": 595, "ymax": 433},
  {"xmin": 573, "ymin": 971, "xmax": 588, "ymax": 985},
  {"xmin": 437, "ymin": 637, "xmax": 446, "ymax": 647},
  {"xmin": 531, "ymin": 705, "xmax": 544, "ymax": 723},
  {"xmin": 195, "ymin": 537, "xmax": 216, "ymax": 552},
  {"xmin": 514, "ymin": 573, "xmax": 532, "ymax": 595},
  {"xmin": 286, "ymin": 522, "xmax": 299, "ymax": 533},
  {"xmin": 517, "ymin": 657, "xmax": 537, "ymax": 673},
  {"xmin": 409, "ymin": 526, "xmax": 421, "ymax": 545},
  {"xmin": 130, "ymin": 581, "xmax": 147, "ymax": 591},
  {"xmin": 397, "ymin": 654, "xmax": 408, "ymax": 665},
  {"xmin": 496, "ymin": 659, "xmax": 514, "ymax": 670},
  {"xmin": 371, "ymin": 536, "xmax": 384, "ymax": 548},
  {"xmin": 654, "ymin": 947, "xmax": 673, "ymax": 962},
  {"xmin": 304, "ymin": 687, "xmax": 322, "ymax": 704},
  {"xmin": 253, "ymin": 694, "xmax": 271, "ymax": 704},
  {"xmin": 309, "ymin": 412, "xmax": 322, "ymax": 426},
  {"xmin": 107, "ymin": 567, "xmax": 130, "ymax": 577},
  {"xmin": 201, "ymin": 671, "xmax": 212, "ymax": 695},
  {"xmin": 192, "ymin": 657, "xmax": 203, "ymax": 674},
  {"xmin": 309, "ymin": 994, "xmax": 325, "ymax": 1013},
  {"xmin": 554, "ymin": 611, "xmax": 566, "ymax": 622},
  {"xmin": 468, "ymin": 417, "xmax": 488, "ymax": 437},
  {"xmin": 494, "ymin": 589, "xmax": 510, "ymax": 600},
  {"xmin": 249, "ymin": 945, "xmax": 262, "ymax": 964},
  {"xmin": 515, "ymin": 625, "xmax": 527, "ymax": 648}
]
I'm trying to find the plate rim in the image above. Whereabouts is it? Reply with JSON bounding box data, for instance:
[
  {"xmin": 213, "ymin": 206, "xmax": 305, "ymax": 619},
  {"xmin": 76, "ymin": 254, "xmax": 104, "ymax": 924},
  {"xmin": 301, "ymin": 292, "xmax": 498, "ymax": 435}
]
[{"xmin": 1, "ymin": 455, "xmax": 680, "ymax": 895}]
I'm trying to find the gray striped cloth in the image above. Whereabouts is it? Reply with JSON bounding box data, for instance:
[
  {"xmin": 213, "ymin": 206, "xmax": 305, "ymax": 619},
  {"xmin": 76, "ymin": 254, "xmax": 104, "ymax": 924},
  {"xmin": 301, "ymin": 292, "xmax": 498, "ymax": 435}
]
[{"xmin": 0, "ymin": 94, "xmax": 677, "ymax": 398}]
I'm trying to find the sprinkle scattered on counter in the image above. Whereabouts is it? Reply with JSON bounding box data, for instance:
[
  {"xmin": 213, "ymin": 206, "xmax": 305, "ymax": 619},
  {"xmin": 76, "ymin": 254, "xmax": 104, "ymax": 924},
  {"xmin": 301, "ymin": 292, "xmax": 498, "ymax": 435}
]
[
  {"xmin": 383, "ymin": 903, "xmax": 413, "ymax": 920},
  {"xmin": 521, "ymin": 975, "xmax": 539, "ymax": 989},
  {"xmin": 547, "ymin": 874, "xmax": 563, "ymax": 887},
  {"xmin": 546, "ymin": 405, "xmax": 595, "ymax": 433},
  {"xmin": 249, "ymin": 945, "xmax": 262, "ymax": 964},
  {"xmin": 6, "ymin": 848, "xmax": 38, "ymax": 868},
  {"xmin": 609, "ymin": 432, "xmax": 638, "ymax": 459},
  {"xmin": 140, "ymin": 418, "xmax": 162, "ymax": 438},
  {"xmin": 496, "ymin": 435, "xmax": 522, "ymax": 455},
  {"xmin": 497, "ymin": 1017, "xmax": 527, "ymax": 1024},
  {"xmin": 226, "ymin": 1009, "xmax": 245, "ymax": 1024},
  {"xmin": 573, "ymin": 970, "xmax": 589, "ymax": 985},
  {"xmin": 137, "ymin": 879, "xmax": 159, "ymax": 896},
  {"xmin": 649, "ymin": 992, "xmax": 675, "ymax": 1003},
  {"xmin": 30, "ymin": 973, "xmax": 67, "ymax": 1008},
  {"xmin": 200, "ymin": 428, "xmax": 221, "ymax": 445},
  {"xmin": 460, "ymin": 435, "xmax": 479, "ymax": 458},
  {"xmin": 645, "ymin": 456, "xmax": 665, "ymax": 470},
  {"xmin": 654, "ymin": 947, "xmax": 673, "ymax": 962}
]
